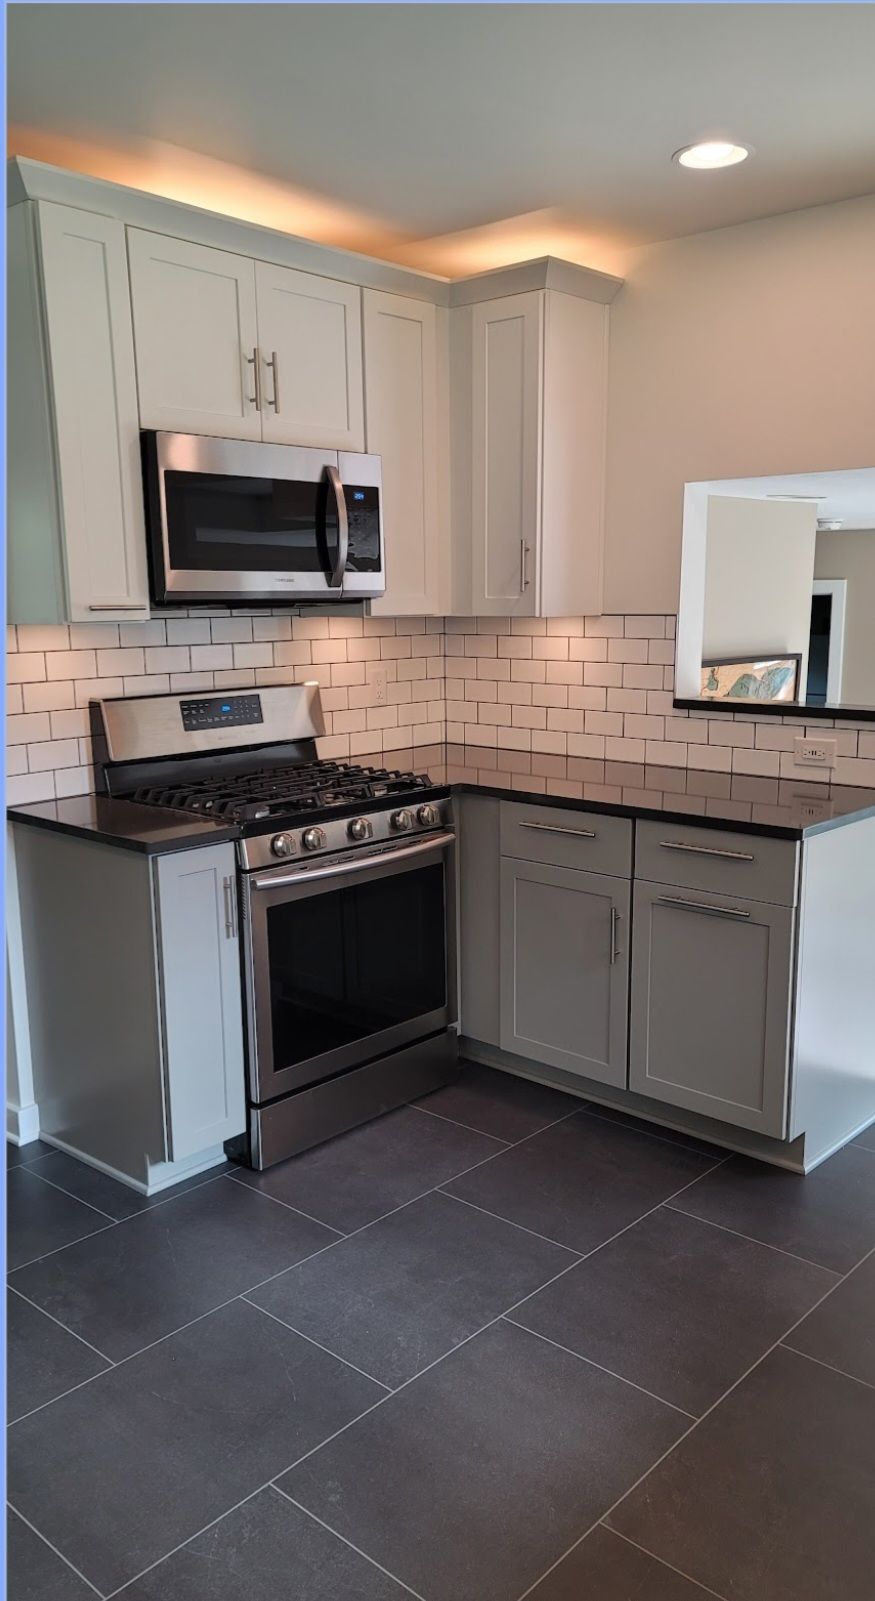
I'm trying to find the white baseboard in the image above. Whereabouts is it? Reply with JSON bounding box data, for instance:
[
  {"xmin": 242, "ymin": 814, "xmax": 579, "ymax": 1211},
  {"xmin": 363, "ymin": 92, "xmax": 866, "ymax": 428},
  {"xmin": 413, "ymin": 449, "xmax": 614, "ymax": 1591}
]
[
  {"xmin": 35, "ymin": 1131, "xmax": 228, "ymax": 1196},
  {"xmin": 6, "ymin": 1102, "xmax": 41, "ymax": 1146}
]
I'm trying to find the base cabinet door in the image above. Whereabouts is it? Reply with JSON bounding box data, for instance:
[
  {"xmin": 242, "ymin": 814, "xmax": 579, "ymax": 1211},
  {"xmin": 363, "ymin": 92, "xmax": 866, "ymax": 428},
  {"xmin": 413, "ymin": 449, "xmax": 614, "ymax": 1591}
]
[
  {"xmin": 500, "ymin": 858, "xmax": 629, "ymax": 1087},
  {"xmin": 155, "ymin": 845, "xmax": 246, "ymax": 1161},
  {"xmin": 629, "ymin": 881, "xmax": 794, "ymax": 1137},
  {"xmin": 255, "ymin": 263, "xmax": 364, "ymax": 450}
]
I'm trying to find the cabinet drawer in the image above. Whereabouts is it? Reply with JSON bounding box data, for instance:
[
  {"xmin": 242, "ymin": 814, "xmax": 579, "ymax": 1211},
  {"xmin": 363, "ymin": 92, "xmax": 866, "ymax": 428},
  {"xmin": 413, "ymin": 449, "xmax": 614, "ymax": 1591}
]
[
  {"xmin": 500, "ymin": 800, "xmax": 632, "ymax": 878},
  {"xmin": 635, "ymin": 820, "xmax": 798, "ymax": 907}
]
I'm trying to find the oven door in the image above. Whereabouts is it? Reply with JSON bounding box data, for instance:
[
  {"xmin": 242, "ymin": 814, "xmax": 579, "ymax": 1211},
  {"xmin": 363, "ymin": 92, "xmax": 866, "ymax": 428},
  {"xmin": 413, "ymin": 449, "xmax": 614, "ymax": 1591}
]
[
  {"xmin": 144, "ymin": 432, "xmax": 384, "ymax": 603},
  {"xmin": 242, "ymin": 831, "xmax": 454, "ymax": 1105}
]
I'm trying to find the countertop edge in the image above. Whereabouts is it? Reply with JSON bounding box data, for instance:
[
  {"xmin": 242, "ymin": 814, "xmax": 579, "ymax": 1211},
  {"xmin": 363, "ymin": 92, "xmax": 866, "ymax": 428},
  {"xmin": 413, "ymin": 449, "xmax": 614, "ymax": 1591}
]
[{"xmin": 6, "ymin": 805, "xmax": 240, "ymax": 855}]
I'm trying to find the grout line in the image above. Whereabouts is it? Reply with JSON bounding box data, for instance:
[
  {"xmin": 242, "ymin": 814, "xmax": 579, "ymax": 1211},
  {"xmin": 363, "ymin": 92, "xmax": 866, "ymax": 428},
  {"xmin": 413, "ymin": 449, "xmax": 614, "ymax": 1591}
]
[
  {"xmin": 14, "ymin": 1165, "xmax": 120, "ymax": 1222},
  {"xmin": 7, "ymin": 1503, "xmax": 105, "ymax": 1599},
  {"xmin": 575, "ymin": 1104, "xmax": 725, "ymax": 1159},
  {"xmin": 513, "ymin": 1234, "xmax": 868, "ymax": 1601},
  {"xmin": 502, "ymin": 1318, "xmax": 697, "ymax": 1420},
  {"xmin": 436, "ymin": 1188, "xmax": 582, "ymax": 1254},
  {"xmin": 100, "ymin": 1483, "xmax": 273, "ymax": 1598},
  {"xmin": 242, "ymin": 1297, "xmax": 391, "ymax": 1392},
  {"xmin": 7, "ymin": 1284, "xmax": 116, "ymax": 1369},
  {"xmin": 408, "ymin": 1101, "xmax": 514, "ymax": 1142},
  {"xmin": 779, "ymin": 1341, "xmax": 875, "ymax": 1395},
  {"xmin": 9, "ymin": 1221, "xmax": 119, "ymax": 1275},
  {"xmin": 605, "ymin": 1526, "xmax": 730, "ymax": 1600},
  {"xmin": 222, "ymin": 1172, "xmax": 347, "ymax": 1234},
  {"xmin": 662, "ymin": 1201, "xmax": 843, "ymax": 1274},
  {"xmin": 271, "ymin": 1486, "xmax": 428, "ymax": 1600}
]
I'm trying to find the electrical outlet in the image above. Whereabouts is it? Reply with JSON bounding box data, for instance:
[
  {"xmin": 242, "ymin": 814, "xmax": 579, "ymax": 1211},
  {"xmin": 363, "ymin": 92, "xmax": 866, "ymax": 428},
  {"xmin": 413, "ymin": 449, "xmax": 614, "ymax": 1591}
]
[
  {"xmin": 794, "ymin": 737, "xmax": 837, "ymax": 768},
  {"xmin": 795, "ymin": 795, "xmax": 833, "ymax": 823},
  {"xmin": 368, "ymin": 664, "xmax": 388, "ymax": 706}
]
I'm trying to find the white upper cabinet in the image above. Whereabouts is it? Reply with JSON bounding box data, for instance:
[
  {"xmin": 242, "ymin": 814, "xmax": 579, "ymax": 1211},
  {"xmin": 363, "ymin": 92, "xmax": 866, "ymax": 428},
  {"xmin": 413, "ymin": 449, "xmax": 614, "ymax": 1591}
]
[
  {"xmin": 363, "ymin": 289, "xmax": 446, "ymax": 616},
  {"xmin": 127, "ymin": 230, "xmax": 262, "ymax": 440},
  {"xmin": 7, "ymin": 201, "xmax": 150, "ymax": 623},
  {"xmin": 255, "ymin": 264, "xmax": 364, "ymax": 450},
  {"xmin": 471, "ymin": 292, "xmax": 543, "ymax": 617}
]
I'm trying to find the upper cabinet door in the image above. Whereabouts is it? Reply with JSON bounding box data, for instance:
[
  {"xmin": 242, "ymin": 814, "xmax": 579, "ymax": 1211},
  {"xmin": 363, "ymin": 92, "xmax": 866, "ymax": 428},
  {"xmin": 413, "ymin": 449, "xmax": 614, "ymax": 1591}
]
[
  {"xmin": 35, "ymin": 203, "xmax": 150, "ymax": 621},
  {"xmin": 470, "ymin": 291, "xmax": 542, "ymax": 616},
  {"xmin": 363, "ymin": 289, "xmax": 444, "ymax": 616},
  {"xmin": 127, "ymin": 230, "xmax": 261, "ymax": 439},
  {"xmin": 255, "ymin": 263, "xmax": 364, "ymax": 450}
]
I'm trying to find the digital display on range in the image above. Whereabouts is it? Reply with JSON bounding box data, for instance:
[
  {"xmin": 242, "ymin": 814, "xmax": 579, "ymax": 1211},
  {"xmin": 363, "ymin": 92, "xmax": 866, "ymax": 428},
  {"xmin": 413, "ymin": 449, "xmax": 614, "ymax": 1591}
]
[{"xmin": 180, "ymin": 694, "xmax": 264, "ymax": 731}]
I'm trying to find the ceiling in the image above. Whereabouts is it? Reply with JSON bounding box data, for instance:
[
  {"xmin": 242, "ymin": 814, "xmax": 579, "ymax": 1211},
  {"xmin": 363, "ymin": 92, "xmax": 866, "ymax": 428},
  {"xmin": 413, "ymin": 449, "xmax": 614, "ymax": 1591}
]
[
  {"xmin": 704, "ymin": 469, "xmax": 875, "ymax": 532},
  {"xmin": 8, "ymin": 4, "xmax": 875, "ymax": 277}
]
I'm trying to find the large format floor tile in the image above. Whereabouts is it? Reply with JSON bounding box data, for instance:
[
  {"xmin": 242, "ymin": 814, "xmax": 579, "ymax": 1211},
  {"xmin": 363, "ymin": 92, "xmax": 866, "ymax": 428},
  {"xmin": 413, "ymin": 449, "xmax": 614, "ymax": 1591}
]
[
  {"xmin": 527, "ymin": 1524, "xmax": 709, "ymax": 1600},
  {"xmin": 119, "ymin": 1486, "xmax": 411, "ymax": 1600},
  {"xmin": 233, "ymin": 1105, "xmax": 504, "ymax": 1233},
  {"xmin": 443, "ymin": 1111, "xmax": 718, "ymax": 1253},
  {"xmin": 787, "ymin": 1247, "xmax": 875, "ymax": 1387},
  {"xmin": 248, "ymin": 1189, "xmax": 576, "ymax": 1387},
  {"xmin": 5, "ymin": 1138, "xmax": 53, "ymax": 1169},
  {"xmin": 416, "ymin": 1060, "xmax": 579, "ymax": 1142},
  {"xmin": 8, "ymin": 1299, "xmax": 383, "ymax": 1596},
  {"xmin": 608, "ymin": 1344, "xmax": 875, "ymax": 1601},
  {"xmin": 671, "ymin": 1145, "xmax": 875, "ymax": 1272},
  {"xmin": 7, "ymin": 1288, "xmax": 111, "ymax": 1422},
  {"xmin": 7, "ymin": 1509, "xmax": 95, "ymax": 1601},
  {"xmin": 513, "ymin": 1206, "xmax": 837, "ymax": 1414},
  {"xmin": 7, "ymin": 1167, "xmax": 111, "ymax": 1271},
  {"xmin": 9, "ymin": 1176, "xmax": 336, "ymax": 1361},
  {"xmin": 281, "ymin": 1317, "xmax": 684, "ymax": 1601},
  {"xmin": 22, "ymin": 1149, "xmax": 230, "ymax": 1221}
]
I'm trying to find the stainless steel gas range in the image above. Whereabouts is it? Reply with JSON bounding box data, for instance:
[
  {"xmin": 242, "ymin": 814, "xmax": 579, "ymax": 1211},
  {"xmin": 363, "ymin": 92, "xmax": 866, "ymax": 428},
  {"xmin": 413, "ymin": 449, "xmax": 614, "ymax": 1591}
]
[{"xmin": 92, "ymin": 683, "xmax": 458, "ymax": 1168}]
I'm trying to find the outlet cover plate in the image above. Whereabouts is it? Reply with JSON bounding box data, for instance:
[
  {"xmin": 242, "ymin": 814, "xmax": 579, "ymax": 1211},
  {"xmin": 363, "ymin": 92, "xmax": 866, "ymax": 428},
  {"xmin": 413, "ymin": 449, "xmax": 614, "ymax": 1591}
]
[{"xmin": 794, "ymin": 736, "xmax": 837, "ymax": 768}]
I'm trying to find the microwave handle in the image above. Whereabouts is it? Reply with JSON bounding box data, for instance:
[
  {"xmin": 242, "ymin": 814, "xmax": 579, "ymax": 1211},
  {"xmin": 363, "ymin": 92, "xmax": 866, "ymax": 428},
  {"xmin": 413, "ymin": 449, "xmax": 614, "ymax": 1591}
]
[{"xmin": 324, "ymin": 465, "xmax": 349, "ymax": 589}]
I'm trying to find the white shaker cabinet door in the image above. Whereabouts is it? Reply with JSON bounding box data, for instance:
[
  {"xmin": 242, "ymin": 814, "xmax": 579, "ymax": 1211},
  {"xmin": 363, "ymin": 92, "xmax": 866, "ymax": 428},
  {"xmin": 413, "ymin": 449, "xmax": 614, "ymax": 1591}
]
[
  {"xmin": 154, "ymin": 845, "xmax": 246, "ymax": 1162},
  {"xmin": 255, "ymin": 262, "xmax": 364, "ymax": 450},
  {"xmin": 470, "ymin": 291, "xmax": 542, "ymax": 616},
  {"xmin": 127, "ymin": 229, "xmax": 261, "ymax": 439},
  {"xmin": 35, "ymin": 202, "xmax": 150, "ymax": 621},
  {"xmin": 364, "ymin": 289, "xmax": 444, "ymax": 615}
]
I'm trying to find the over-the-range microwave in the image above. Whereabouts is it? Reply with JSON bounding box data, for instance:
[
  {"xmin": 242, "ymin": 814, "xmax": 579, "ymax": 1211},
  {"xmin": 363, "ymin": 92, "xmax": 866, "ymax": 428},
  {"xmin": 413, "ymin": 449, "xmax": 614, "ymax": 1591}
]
[{"xmin": 142, "ymin": 431, "xmax": 385, "ymax": 605}]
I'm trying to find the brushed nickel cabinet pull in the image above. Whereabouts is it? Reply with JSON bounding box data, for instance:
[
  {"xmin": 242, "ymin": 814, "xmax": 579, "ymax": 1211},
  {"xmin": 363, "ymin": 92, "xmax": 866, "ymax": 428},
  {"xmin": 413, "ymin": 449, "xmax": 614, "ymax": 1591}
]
[
  {"xmin": 244, "ymin": 346, "xmax": 262, "ymax": 410},
  {"xmin": 520, "ymin": 821, "xmax": 597, "ymax": 839},
  {"xmin": 519, "ymin": 538, "xmax": 531, "ymax": 592},
  {"xmin": 87, "ymin": 604, "xmax": 148, "ymax": 612},
  {"xmin": 659, "ymin": 840, "xmax": 754, "ymax": 862},
  {"xmin": 264, "ymin": 350, "xmax": 280, "ymax": 411},
  {"xmin": 657, "ymin": 894, "xmax": 751, "ymax": 920},
  {"xmin": 223, "ymin": 876, "xmax": 238, "ymax": 939},
  {"xmin": 610, "ymin": 905, "xmax": 621, "ymax": 963}
]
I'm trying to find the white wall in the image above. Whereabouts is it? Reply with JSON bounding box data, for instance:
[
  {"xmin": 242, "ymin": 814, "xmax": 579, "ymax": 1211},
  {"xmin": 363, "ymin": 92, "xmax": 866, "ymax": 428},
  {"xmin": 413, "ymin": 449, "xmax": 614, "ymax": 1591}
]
[
  {"xmin": 605, "ymin": 194, "xmax": 875, "ymax": 614},
  {"xmin": 703, "ymin": 495, "xmax": 817, "ymax": 692},
  {"xmin": 814, "ymin": 526, "xmax": 875, "ymax": 704}
]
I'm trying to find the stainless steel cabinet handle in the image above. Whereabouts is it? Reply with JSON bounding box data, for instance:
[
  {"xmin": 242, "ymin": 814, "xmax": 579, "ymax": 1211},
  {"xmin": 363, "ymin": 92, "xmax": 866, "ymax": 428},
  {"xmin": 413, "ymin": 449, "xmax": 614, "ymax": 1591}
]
[
  {"xmin": 520, "ymin": 821, "xmax": 597, "ymax": 839},
  {"xmin": 87, "ymin": 604, "xmax": 148, "ymax": 612},
  {"xmin": 610, "ymin": 905, "xmax": 621, "ymax": 963},
  {"xmin": 244, "ymin": 346, "xmax": 262, "ymax": 411},
  {"xmin": 324, "ymin": 464, "xmax": 349, "ymax": 589},
  {"xmin": 658, "ymin": 840, "xmax": 755, "ymax": 862},
  {"xmin": 223, "ymin": 876, "xmax": 238, "ymax": 939},
  {"xmin": 657, "ymin": 894, "xmax": 751, "ymax": 920},
  {"xmin": 251, "ymin": 831, "xmax": 454, "ymax": 892},
  {"xmin": 264, "ymin": 350, "xmax": 280, "ymax": 411},
  {"xmin": 519, "ymin": 539, "xmax": 531, "ymax": 592}
]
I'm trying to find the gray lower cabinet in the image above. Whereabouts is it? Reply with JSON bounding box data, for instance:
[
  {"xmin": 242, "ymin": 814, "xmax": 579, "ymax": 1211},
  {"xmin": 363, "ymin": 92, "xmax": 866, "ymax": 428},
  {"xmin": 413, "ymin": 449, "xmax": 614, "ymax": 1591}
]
[
  {"xmin": 499, "ymin": 857, "xmax": 630, "ymax": 1087},
  {"xmin": 154, "ymin": 844, "xmax": 246, "ymax": 1161},
  {"xmin": 629, "ymin": 879, "xmax": 794, "ymax": 1138}
]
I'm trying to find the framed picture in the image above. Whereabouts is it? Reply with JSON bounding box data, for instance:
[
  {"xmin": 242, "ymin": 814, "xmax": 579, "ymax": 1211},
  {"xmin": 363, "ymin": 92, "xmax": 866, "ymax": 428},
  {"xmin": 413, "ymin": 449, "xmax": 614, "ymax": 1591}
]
[{"xmin": 700, "ymin": 654, "xmax": 802, "ymax": 703}]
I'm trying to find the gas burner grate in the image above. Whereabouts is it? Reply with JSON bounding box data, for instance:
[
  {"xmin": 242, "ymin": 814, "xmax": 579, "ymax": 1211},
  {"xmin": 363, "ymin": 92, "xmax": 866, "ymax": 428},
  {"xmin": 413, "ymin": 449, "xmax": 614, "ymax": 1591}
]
[{"xmin": 132, "ymin": 760, "xmax": 433, "ymax": 822}]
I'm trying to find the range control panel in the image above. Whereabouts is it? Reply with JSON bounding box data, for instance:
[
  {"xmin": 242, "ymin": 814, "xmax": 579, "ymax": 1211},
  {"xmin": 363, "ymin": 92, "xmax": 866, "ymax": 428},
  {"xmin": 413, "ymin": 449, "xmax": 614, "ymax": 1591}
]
[{"xmin": 180, "ymin": 694, "xmax": 264, "ymax": 732}]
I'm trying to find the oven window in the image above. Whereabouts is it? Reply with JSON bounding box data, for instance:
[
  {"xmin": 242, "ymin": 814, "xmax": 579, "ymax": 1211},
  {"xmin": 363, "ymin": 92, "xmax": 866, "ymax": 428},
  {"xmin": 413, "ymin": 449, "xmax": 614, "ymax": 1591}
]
[
  {"xmin": 164, "ymin": 471, "xmax": 339, "ymax": 574},
  {"xmin": 265, "ymin": 862, "xmax": 447, "ymax": 1072}
]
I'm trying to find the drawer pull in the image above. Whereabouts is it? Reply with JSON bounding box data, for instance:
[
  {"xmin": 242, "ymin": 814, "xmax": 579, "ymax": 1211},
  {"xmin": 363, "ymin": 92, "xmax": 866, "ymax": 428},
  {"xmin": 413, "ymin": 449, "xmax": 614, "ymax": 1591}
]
[
  {"xmin": 87, "ymin": 604, "xmax": 149, "ymax": 612},
  {"xmin": 659, "ymin": 840, "xmax": 755, "ymax": 863},
  {"xmin": 657, "ymin": 894, "xmax": 751, "ymax": 921},
  {"xmin": 610, "ymin": 905, "xmax": 621, "ymax": 963},
  {"xmin": 520, "ymin": 821, "xmax": 597, "ymax": 840}
]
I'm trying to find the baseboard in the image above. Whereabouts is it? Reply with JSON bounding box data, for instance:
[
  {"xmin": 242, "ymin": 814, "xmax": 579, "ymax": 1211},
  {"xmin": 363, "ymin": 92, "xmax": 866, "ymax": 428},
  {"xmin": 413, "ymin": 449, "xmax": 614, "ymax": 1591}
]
[
  {"xmin": 7, "ymin": 1102, "xmax": 40, "ymax": 1145},
  {"xmin": 36, "ymin": 1130, "xmax": 228, "ymax": 1195}
]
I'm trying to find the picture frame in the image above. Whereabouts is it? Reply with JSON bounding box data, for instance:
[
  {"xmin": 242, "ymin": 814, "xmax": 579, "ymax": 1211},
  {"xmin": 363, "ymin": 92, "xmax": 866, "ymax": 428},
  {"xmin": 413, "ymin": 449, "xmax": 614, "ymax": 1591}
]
[{"xmin": 699, "ymin": 653, "xmax": 802, "ymax": 703}]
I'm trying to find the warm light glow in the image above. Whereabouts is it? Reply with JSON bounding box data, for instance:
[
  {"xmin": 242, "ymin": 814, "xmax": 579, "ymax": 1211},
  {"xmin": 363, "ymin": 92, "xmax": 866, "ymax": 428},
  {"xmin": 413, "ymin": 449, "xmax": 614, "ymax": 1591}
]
[{"xmin": 673, "ymin": 141, "xmax": 752, "ymax": 170}]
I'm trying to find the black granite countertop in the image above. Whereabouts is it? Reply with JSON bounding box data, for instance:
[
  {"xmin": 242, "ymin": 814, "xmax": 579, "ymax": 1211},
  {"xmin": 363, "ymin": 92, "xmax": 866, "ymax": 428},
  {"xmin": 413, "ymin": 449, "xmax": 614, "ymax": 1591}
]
[{"xmin": 8, "ymin": 742, "xmax": 875, "ymax": 851}]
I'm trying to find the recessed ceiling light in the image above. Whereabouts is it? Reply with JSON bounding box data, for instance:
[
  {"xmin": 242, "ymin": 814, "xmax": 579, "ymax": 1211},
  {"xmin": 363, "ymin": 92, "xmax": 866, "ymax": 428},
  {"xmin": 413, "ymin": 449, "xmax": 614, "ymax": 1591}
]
[{"xmin": 673, "ymin": 141, "xmax": 752, "ymax": 170}]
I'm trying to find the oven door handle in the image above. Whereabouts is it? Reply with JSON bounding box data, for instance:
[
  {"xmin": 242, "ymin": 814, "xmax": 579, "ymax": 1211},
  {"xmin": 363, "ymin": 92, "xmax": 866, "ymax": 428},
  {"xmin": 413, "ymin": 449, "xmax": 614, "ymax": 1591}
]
[
  {"xmin": 324, "ymin": 464, "xmax": 349, "ymax": 590},
  {"xmin": 250, "ymin": 830, "xmax": 454, "ymax": 892}
]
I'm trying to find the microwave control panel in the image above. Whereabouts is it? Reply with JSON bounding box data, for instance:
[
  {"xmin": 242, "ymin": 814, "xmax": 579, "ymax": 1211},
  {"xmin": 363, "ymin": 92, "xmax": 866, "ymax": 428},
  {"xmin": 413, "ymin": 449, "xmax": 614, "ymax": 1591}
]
[
  {"xmin": 180, "ymin": 694, "xmax": 264, "ymax": 732},
  {"xmin": 343, "ymin": 484, "xmax": 382, "ymax": 569}
]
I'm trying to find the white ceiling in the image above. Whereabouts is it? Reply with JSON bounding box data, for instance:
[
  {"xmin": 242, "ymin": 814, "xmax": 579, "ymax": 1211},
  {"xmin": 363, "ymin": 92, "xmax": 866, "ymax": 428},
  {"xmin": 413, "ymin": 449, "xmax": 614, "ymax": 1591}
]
[
  {"xmin": 703, "ymin": 468, "xmax": 875, "ymax": 531},
  {"xmin": 8, "ymin": 4, "xmax": 875, "ymax": 277}
]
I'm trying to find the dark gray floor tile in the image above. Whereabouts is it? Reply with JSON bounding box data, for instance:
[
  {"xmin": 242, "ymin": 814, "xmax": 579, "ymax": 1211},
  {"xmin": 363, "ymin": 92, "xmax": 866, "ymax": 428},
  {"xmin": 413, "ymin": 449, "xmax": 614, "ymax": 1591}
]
[
  {"xmin": 23, "ymin": 1149, "xmax": 230, "ymax": 1220},
  {"xmin": 787, "ymin": 1248, "xmax": 875, "ymax": 1388},
  {"xmin": 415, "ymin": 1060, "xmax": 579, "ymax": 1142},
  {"xmin": 5, "ymin": 1138, "xmax": 53, "ymax": 1169},
  {"xmin": 609, "ymin": 1345, "xmax": 875, "ymax": 1601},
  {"xmin": 118, "ymin": 1486, "xmax": 411, "ymax": 1600},
  {"xmin": 282, "ymin": 1317, "xmax": 684, "ymax": 1601},
  {"xmin": 443, "ymin": 1111, "xmax": 717, "ymax": 1253},
  {"xmin": 10, "ymin": 1177, "xmax": 335, "ymax": 1361},
  {"xmin": 577, "ymin": 1102, "xmax": 724, "ymax": 1158},
  {"xmin": 7, "ymin": 1288, "xmax": 111, "ymax": 1422},
  {"xmin": 7, "ymin": 1509, "xmax": 95, "ymax": 1601},
  {"xmin": 527, "ymin": 1525, "xmax": 710, "ymax": 1600},
  {"xmin": 248, "ymin": 1190, "xmax": 576, "ymax": 1387},
  {"xmin": 233, "ymin": 1106, "xmax": 504, "ymax": 1233},
  {"xmin": 8, "ymin": 1299, "xmax": 383, "ymax": 1596},
  {"xmin": 671, "ymin": 1146, "xmax": 875, "ymax": 1272},
  {"xmin": 852, "ymin": 1127, "xmax": 875, "ymax": 1154},
  {"xmin": 7, "ymin": 1167, "xmax": 111, "ymax": 1271},
  {"xmin": 513, "ymin": 1206, "xmax": 836, "ymax": 1414}
]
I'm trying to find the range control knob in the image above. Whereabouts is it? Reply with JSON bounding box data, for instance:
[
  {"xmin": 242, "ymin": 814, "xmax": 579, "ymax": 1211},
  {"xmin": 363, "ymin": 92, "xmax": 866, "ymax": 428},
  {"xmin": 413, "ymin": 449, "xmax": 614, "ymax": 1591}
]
[
  {"xmin": 417, "ymin": 804, "xmax": 437, "ymax": 828},
  {"xmin": 271, "ymin": 832, "xmax": 296, "ymax": 858},
  {"xmin": 391, "ymin": 808, "xmax": 414, "ymax": 832},
  {"xmin": 301, "ymin": 826, "xmax": 326, "ymax": 852},
  {"xmin": 348, "ymin": 817, "xmax": 372, "ymax": 842}
]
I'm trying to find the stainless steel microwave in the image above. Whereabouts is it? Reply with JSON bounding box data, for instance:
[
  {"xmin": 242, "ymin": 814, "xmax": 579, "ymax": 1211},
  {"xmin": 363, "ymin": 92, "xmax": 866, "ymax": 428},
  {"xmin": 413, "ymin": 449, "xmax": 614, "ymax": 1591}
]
[{"xmin": 142, "ymin": 432, "xmax": 385, "ymax": 605}]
